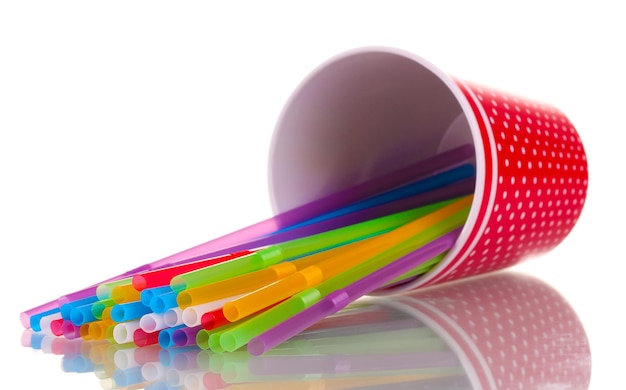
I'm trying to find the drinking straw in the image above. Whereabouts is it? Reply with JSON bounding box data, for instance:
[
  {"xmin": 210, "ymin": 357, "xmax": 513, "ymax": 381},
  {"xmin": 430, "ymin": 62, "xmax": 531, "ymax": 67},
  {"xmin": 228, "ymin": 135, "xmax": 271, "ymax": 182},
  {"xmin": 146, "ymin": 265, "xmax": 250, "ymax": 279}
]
[
  {"xmin": 132, "ymin": 250, "xmax": 254, "ymax": 291},
  {"xmin": 60, "ymin": 295, "xmax": 98, "ymax": 320},
  {"xmin": 111, "ymin": 284, "xmax": 141, "ymax": 304},
  {"xmin": 140, "ymin": 286, "xmax": 173, "ymax": 307},
  {"xmin": 20, "ymin": 144, "xmax": 471, "ymax": 328},
  {"xmin": 277, "ymin": 164, "xmax": 474, "ymax": 232},
  {"xmin": 267, "ymin": 144, "xmax": 474, "ymax": 230},
  {"xmin": 79, "ymin": 323, "xmax": 92, "ymax": 340},
  {"xmin": 61, "ymin": 321, "xmax": 81, "ymax": 339},
  {"xmin": 172, "ymin": 325, "xmax": 203, "ymax": 347},
  {"xmin": 195, "ymin": 329, "xmax": 212, "ymax": 351},
  {"xmin": 212, "ymin": 178, "xmax": 475, "ymax": 260},
  {"xmin": 177, "ymin": 262, "xmax": 299, "ymax": 309},
  {"xmin": 111, "ymin": 301, "xmax": 152, "ymax": 323},
  {"xmin": 195, "ymin": 321, "xmax": 240, "ymax": 352},
  {"xmin": 146, "ymin": 144, "xmax": 474, "ymax": 271},
  {"xmin": 150, "ymin": 290, "xmax": 180, "ymax": 314},
  {"xmin": 90, "ymin": 190, "xmax": 464, "ymax": 328},
  {"xmin": 88, "ymin": 319, "xmax": 113, "ymax": 341},
  {"xmin": 50, "ymin": 318, "xmax": 65, "ymax": 336},
  {"xmin": 171, "ymin": 197, "xmax": 457, "ymax": 293},
  {"xmin": 140, "ymin": 312, "xmax": 171, "ymax": 333},
  {"xmin": 220, "ymin": 238, "xmax": 383, "ymax": 322},
  {"xmin": 176, "ymin": 216, "xmax": 410, "ymax": 308},
  {"xmin": 383, "ymin": 252, "xmax": 446, "ymax": 287},
  {"xmin": 168, "ymin": 175, "xmax": 474, "ymax": 275},
  {"xmin": 97, "ymin": 277, "xmax": 134, "ymax": 301},
  {"xmin": 158, "ymin": 325, "xmax": 186, "ymax": 348},
  {"xmin": 221, "ymin": 219, "xmax": 437, "ymax": 323},
  {"xmin": 130, "ymin": 174, "xmax": 471, "ymax": 313},
  {"xmin": 60, "ymin": 251, "xmax": 251, "ymax": 325},
  {"xmin": 29, "ymin": 308, "xmax": 61, "ymax": 332},
  {"xmin": 219, "ymin": 197, "xmax": 471, "ymax": 353},
  {"xmin": 113, "ymin": 320, "xmax": 142, "ymax": 344},
  {"xmin": 70, "ymin": 303, "xmax": 98, "ymax": 326},
  {"xmin": 101, "ymin": 306, "xmax": 113, "ymax": 322},
  {"xmin": 248, "ymin": 227, "xmax": 462, "ymax": 355},
  {"xmin": 163, "ymin": 307, "xmax": 184, "ymax": 328},
  {"xmin": 38, "ymin": 312, "xmax": 63, "ymax": 333},
  {"xmin": 221, "ymin": 198, "xmax": 468, "ymax": 323},
  {"xmin": 201, "ymin": 308, "xmax": 229, "ymax": 331},
  {"xmin": 134, "ymin": 328, "xmax": 161, "ymax": 347},
  {"xmin": 182, "ymin": 295, "xmax": 245, "ymax": 327},
  {"xmin": 91, "ymin": 298, "xmax": 115, "ymax": 320}
]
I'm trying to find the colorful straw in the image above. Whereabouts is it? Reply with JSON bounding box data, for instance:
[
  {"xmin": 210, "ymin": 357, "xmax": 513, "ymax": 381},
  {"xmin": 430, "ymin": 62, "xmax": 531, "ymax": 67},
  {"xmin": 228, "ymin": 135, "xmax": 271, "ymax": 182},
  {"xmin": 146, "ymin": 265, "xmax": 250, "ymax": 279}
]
[
  {"xmin": 248, "ymin": 227, "xmax": 462, "ymax": 355},
  {"xmin": 20, "ymin": 144, "xmax": 472, "ymax": 329},
  {"xmin": 214, "ymin": 197, "xmax": 472, "ymax": 352},
  {"xmin": 21, "ymin": 145, "xmax": 476, "ymax": 361}
]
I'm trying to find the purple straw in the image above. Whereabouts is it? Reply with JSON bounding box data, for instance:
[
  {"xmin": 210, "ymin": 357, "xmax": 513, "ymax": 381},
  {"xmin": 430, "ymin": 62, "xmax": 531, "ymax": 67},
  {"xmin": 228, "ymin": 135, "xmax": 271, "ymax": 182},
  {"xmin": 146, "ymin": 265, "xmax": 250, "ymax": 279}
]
[
  {"xmin": 20, "ymin": 145, "xmax": 472, "ymax": 328},
  {"xmin": 248, "ymin": 228, "xmax": 462, "ymax": 356}
]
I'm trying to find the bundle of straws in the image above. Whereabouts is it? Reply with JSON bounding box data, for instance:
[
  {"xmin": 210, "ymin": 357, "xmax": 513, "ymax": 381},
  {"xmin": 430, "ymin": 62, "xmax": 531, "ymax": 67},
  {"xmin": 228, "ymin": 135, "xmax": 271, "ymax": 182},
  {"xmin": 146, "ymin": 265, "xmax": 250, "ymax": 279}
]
[{"xmin": 21, "ymin": 145, "xmax": 476, "ymax": 356}]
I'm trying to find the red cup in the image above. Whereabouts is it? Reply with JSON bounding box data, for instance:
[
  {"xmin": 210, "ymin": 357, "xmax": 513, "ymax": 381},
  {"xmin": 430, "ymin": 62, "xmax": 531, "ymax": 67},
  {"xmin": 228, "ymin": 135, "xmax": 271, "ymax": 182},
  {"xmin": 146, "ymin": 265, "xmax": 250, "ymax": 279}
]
[
  {"xmin": 384, "ymin": 272, "xmax": 592, "ymax": 389},
  {"xmin": 268, "ymin": 46, "xmax": 588, "ymax": 292}
]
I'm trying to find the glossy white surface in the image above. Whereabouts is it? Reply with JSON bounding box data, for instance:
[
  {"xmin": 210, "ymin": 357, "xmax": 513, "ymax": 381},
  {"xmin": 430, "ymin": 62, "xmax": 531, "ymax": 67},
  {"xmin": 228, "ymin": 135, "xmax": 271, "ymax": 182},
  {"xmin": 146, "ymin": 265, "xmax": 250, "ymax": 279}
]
[{"xmin": 2, "ymin": 1, "xmax": 622, "ymax": 388}]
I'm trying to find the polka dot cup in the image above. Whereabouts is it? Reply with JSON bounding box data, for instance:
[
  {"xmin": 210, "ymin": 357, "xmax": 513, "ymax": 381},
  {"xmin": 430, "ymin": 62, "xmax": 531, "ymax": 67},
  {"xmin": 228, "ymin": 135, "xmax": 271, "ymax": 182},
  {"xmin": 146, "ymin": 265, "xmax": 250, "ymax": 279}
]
[
  {"xmin": 384, "ymin": 272, "xmax": 592, "ymax": 389},
  {"xmin": 268, "ymin": 46, "xmax": 588, "ymax": 292}
]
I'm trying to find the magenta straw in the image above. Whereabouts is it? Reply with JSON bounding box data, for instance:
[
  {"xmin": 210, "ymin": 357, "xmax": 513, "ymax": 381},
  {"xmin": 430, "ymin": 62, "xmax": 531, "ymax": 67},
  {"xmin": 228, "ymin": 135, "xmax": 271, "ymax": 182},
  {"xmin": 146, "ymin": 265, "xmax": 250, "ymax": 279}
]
[
  {"xmin": 248, "ymin": 228, "xmax": 461, "ymax": 356},
  {"xmin": 20, "ymin": 145, "xmax": 472, "ymax": 328}
]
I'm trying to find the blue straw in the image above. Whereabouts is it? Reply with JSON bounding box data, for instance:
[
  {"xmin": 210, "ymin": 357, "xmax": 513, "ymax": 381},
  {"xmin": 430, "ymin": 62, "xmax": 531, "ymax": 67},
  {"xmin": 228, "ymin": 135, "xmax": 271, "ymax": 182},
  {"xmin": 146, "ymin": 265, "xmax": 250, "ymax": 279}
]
[
  {"xmin": 111, "ymin": 301, "xmax": 152, "ymax": 322},
  {"xmin": 277, "ymin": 164, "xmax": 475, "ymax": 233}
]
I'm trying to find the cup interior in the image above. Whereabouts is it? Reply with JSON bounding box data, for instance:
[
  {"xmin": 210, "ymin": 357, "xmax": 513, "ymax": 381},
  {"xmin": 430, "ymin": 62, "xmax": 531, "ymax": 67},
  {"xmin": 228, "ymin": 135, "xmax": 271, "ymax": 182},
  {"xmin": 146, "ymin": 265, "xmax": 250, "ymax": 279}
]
[
  {"xmin": 268, "ymin": 47, "xmax": 485, "ymax": 290},
  {"xmin": 269, "ymin": 48, "xmax": 480, "ymax": 213}
]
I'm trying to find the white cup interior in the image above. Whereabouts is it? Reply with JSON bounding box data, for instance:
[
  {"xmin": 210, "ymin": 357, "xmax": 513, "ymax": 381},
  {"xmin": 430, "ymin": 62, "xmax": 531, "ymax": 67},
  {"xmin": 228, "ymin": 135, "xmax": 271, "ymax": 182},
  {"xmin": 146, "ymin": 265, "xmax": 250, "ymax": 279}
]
[{"xmin": 268, "ymin": 47, "xmax": 485, "ymax": 290}]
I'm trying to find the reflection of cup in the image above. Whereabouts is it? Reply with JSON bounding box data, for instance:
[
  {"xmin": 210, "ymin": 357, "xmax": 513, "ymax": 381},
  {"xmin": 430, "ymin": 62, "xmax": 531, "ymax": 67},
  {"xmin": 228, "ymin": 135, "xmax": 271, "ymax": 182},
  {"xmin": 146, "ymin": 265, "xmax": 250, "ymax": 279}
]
[
  {"xmin": 268, "ymin": 47, "xmax": 588, "ymax": 292},
  {"xmin": 381, "ymin": 272, "xmax": 591, "ymax": 389}
]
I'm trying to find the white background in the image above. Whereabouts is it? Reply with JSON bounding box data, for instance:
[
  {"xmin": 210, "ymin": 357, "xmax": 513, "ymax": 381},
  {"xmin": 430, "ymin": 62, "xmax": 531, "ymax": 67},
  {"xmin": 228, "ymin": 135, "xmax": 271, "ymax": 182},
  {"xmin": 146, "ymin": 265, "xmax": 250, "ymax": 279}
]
[{"xmin": 1, "ymin": 1, "xmax": 623, "ymax": 388}]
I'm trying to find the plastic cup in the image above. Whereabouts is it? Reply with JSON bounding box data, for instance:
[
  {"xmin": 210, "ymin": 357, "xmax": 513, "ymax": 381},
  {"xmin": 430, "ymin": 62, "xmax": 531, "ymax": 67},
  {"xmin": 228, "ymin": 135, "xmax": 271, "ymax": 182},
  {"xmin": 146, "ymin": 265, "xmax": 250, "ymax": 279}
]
[{"xmin": 268, "ymin": 46, "xmax": 588, "ymax": 292}]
